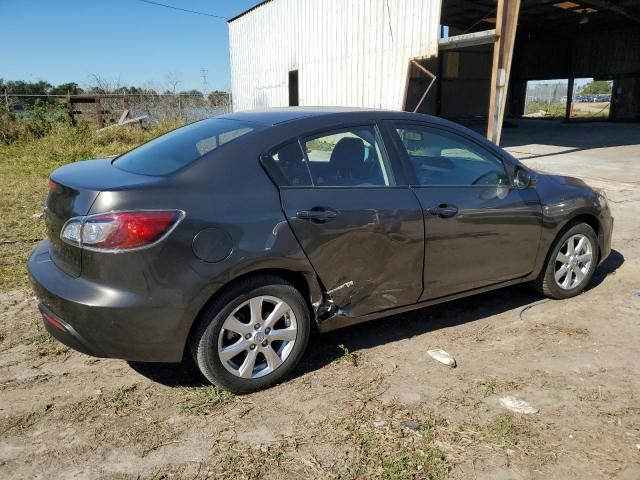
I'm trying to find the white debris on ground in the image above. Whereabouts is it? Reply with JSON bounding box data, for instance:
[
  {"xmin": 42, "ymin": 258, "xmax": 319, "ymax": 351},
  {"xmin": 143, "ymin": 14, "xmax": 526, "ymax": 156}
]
[
  {"xmin": 427, "ymin": 349, "xmax": 457, "ymax": 368},
  {"xmin": 499, "ymin": 396, "xmax": 539, "ymax": 414}
]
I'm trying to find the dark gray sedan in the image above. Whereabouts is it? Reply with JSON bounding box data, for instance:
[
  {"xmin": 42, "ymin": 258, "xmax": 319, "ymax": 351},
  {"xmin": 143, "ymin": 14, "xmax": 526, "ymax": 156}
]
[{"xmin": 28, "ymin": 108, "xmax": 613, "ymax": 393}]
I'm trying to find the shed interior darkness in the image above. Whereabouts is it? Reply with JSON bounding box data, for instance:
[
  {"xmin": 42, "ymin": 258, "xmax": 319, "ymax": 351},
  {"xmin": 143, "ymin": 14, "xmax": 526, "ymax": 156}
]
[{"xmin": 426, "ymin": 0, "xmax": 640, "ymax": 126}]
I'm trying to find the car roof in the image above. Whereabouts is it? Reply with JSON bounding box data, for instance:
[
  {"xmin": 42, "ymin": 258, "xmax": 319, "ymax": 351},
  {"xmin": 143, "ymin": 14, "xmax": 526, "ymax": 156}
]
[{"xmin": 219, "ymin": 106, "xmax": 446, "ymax": 126}]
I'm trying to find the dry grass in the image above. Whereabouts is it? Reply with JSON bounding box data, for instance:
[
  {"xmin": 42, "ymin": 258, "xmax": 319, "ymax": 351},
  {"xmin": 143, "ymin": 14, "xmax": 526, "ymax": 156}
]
[
  {"xmin": 179, "ymin": 385, "xmax": 234, "ymax": 415},
  {"xmin": 0, "ymin": 120, "xmax": 182, "ymax": 290}
]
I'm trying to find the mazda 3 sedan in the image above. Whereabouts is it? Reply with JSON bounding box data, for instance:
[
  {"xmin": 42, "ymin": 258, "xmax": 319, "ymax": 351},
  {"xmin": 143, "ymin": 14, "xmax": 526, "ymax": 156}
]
[{"xmin": 29, "ymin": 108, "xmax": 613, "ymax": 393}]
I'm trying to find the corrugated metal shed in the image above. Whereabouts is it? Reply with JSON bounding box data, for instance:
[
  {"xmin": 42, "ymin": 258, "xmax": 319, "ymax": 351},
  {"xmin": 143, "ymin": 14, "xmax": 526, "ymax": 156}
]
[{"xmin": 228, "ymin": 0, "xmax": 442, "ymax": 112}]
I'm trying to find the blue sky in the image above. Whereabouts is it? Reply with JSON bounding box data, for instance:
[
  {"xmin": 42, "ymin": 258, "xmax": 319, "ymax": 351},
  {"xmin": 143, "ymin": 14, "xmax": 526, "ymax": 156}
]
[{"xmin": 1, "ymin": 0, "xmax": 262, "ymax": 92}]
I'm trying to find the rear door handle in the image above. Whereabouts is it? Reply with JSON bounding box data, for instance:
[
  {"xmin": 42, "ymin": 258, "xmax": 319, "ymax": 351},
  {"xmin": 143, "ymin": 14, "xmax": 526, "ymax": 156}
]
[
  {"xmin": 296, "ymin": 208, "xmax": 338, "ymax": 222},
  {"xmin": 427, "ymin": 204, "xmax": 459, "ymax": 218}
]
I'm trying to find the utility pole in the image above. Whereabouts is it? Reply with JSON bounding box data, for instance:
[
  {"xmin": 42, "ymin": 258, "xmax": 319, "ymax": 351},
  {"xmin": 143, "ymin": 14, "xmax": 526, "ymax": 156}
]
[
  {"xmin": 200, "ymin": 68, "xmax": 209, "ymax": 95},
  {"xmin": 4, "ymin": 88, "xmax": 9, "ymax": 111}
]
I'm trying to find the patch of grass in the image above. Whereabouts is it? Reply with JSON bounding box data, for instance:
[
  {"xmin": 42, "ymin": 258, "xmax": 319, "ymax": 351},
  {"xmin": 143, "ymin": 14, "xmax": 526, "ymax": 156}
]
[
  {"xmin": 451, "ymin": 413, "xmax": 533, "ymax": 452},
  {"xmin": 23, "ymin": 330, "xmax": 68, "ymax": 357},
  {"xmin": 438, "ymin": 387, "xmax": 482, "ymax": 410},
  {"xmin": 577, "ymin": 387, "xmax": 612, "ymax": 403},
  {"xmin": 339, "ymin": 407, "xmax": 449, "ymax": 480},
  {"xmin": 178, "ymin": 385, "xmax": 233, "ymax": 415},
  {"xmin": 483, "ymin": 414, "xmax": 523, "ymax": 446},
  {"xmin": 70, "ymin": 396, "xmax": 102, "ymax": 419},
  {"xmin": 420, "ymin": 415, "xmax": 450, "ymax": 442},
  {"xmin": 110, "ymin": 384, "xmax": 142, "ymax": 413},
  {"xmin": 477, "ymin": 377, "xmax": 521, "ymax": 397},
  {"xmin": 65, "ymin": 384, "xmax": 144, "ymax": 420},
  {"xmin": 0, "ymin": 411, "xmax": 42, "ymax": 436},
  {"xmin": 215, "ymin": 444, "xmax": 288, "ymax": 479},
  {"xmin": 550, "ymin": 324, "xmax": 590, "ymax": 337},
  {"xmin": 23, "ymin": 333, "xmax": 49, "ymax": 345},
  {"xmin": 338, "ymin": 344, "xmax": 359, "ymax": 366},
  {"xmin": 0, "ymin": 119, "xmax": 182, "ymax": 291}
]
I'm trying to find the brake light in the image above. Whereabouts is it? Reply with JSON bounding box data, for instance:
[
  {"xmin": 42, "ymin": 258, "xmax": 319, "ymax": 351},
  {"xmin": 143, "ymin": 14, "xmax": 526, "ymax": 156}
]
[{"xmin": 61, "ymin": 210, "xmax": 184, "ymax": 252}]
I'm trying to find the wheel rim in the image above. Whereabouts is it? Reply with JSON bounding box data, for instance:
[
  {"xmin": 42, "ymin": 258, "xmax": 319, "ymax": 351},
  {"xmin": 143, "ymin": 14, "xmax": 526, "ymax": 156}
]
[
  {"xmin": 217, "ymin": 295, "xmax": 298, "ymax": 379},
  {"xmin": 554, "ymin": 233, "xmax": 593, "ymax": 290}
]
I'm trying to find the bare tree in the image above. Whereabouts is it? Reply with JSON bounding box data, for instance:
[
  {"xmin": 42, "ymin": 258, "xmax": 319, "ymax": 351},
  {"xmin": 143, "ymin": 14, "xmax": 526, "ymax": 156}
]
[
  {"xmin": 86, "ymin": 74, "xmax": 124, "ymax": 94},
  {"xmin": 164, "ymin": 72, "xmax": 183, "ymax": 95}
]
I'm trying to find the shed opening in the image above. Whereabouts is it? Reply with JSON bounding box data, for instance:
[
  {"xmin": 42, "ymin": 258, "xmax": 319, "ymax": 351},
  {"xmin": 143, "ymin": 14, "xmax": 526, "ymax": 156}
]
[{"xmin": 288, "ymin": 70, "xmax": 299, "ymax": 106}]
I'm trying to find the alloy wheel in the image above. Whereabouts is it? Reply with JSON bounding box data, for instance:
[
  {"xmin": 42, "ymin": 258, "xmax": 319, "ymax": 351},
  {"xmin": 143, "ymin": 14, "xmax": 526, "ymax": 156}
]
[
  {"xmin": 554, "ymin": 233, "xmax": 593, "ymax": 290},
  {"xmin": 217, "ymin": 295, "xmax": 298, "ymax": 379}
]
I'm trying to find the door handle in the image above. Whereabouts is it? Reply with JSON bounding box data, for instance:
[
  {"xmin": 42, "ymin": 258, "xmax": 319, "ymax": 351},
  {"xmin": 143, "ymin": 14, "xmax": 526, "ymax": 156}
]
[
  {"xmin": 427, "ymin": 204, "xmax": 459, "ymax": 218},
  {"xmin": 296, "ymin": 208, "xmax": 338, "ymax": 222}
]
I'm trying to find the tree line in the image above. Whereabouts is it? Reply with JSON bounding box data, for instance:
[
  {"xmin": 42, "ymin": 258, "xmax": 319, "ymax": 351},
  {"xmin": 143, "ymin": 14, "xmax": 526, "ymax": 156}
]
[{"xmin": 0, "ymin": 78, "xmax": 230, "ymax": 106}]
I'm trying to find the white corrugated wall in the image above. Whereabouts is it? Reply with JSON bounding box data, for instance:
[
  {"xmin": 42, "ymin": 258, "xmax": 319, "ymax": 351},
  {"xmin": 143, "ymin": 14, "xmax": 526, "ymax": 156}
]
[{"xmin": 228, "ymin": 0, "xmax": 441, "ymax": 111}]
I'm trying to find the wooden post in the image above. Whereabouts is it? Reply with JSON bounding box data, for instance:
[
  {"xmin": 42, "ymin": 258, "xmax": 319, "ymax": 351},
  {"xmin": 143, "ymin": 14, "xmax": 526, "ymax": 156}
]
[
  {"xmin": 95, "ymin": 96, "xmax": 104, "ymax": 128},
  {"xmin": 565, "ymin": 77, "xmax": 575, "ymax": 121},
  {"xmin": 486, "ymin": 0, "xmax": 521, "ymax": 145},
  {"xmin": 66, "ymin": 94, "xmax": 75, "ymax": 125}
]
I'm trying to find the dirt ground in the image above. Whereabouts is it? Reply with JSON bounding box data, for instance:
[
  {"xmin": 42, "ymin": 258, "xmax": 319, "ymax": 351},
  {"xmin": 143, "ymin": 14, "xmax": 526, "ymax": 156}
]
[{"xmin": 1, "ymin": 121, "xmax": 639, "ymax": 479}]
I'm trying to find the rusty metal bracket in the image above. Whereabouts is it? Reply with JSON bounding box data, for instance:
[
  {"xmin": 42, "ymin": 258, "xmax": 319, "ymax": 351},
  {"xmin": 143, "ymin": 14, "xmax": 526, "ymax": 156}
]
[{"xmin": 404, "ymin": 59, "xmax": 437, "ymax": 113}]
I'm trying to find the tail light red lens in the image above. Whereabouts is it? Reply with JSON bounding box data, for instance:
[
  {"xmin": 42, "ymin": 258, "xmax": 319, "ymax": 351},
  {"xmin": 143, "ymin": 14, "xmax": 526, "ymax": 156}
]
[{"xmin": 61, "ymin": 210, "xmax": 184, "ymax": 251}]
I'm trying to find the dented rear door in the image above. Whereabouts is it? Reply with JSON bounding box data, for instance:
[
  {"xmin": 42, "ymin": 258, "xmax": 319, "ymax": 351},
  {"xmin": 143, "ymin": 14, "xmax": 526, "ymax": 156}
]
[{"xmin": 281, "ymin": 187, "xmax": 424, "ymax": 317}]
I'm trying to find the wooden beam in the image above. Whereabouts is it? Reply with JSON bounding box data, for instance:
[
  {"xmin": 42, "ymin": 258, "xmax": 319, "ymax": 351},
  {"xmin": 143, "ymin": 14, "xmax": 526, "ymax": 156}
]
[
  {"xmin": 565, "ymin": 77, "xmax": 575, "ymax": 121},
  {"xmin": 486, "ymin": 0, "xmax": 521, "ymax": 145},
  {"xmin": 579, "ymin": 0, "xmax": 640, "ymax": 24},
  {"xmin": 438, "ymin": 29, "xmax": 496, "ymax": 50}
]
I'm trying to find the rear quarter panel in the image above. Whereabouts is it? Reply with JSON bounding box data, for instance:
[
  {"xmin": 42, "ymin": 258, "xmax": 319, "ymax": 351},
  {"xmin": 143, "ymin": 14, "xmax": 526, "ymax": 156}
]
[{"xmin": 84, "ymin": 130, "xmax": 321, "ymax": 360}]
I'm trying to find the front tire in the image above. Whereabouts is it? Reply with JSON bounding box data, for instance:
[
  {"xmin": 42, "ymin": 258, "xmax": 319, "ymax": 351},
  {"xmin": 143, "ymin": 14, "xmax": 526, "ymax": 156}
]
[
  {"xmin": 534, "ymin": 222, "xmax": 599, "ymax": 299},
  {"xmin": 190, "ymin": 275, "xmax": 311, "ymax": 394}
]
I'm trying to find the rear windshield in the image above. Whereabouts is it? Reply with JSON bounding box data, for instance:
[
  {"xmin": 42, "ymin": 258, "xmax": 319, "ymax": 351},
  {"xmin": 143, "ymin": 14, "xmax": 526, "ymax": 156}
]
[{"xmin": 113, "ymin": 118, "xmax": 259, "ymax": 175}]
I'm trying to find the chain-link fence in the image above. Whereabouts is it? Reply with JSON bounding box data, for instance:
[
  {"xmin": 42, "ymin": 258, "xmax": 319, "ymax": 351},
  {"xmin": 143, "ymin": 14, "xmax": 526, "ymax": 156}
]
[
  {"xmin": 3, "ymin": 92, "xmax": 232, "ymax": 128},
  {"xmin": 523, "ymin": 81, "xmax": 568, "ymax": 118}
]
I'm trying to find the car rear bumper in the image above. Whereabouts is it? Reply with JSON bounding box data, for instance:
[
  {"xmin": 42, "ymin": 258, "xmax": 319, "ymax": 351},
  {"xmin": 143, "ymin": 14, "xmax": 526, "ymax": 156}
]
[{"xmin": 28, "ymin": 240, "xmax": 188, "ymax": 362}]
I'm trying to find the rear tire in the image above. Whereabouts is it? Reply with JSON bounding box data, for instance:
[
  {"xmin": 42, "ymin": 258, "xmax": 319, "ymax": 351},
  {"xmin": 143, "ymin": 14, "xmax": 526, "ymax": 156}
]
[
  {"xmin": 534, "ymin": 222, "xmax": 599, "ymax": 299},
  {"xmin": 190, "ymin": 275, "xmax": 311, "ymax": 394}
]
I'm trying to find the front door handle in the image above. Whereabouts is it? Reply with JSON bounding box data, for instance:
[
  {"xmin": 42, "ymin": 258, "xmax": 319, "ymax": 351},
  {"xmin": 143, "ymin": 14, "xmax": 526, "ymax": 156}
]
[
  {"xmin": 427, "ymin": 204, "xmax": 459, "ymax": 218},
  {"xmin": 296, "ymin": 208, "xmax": 338, "ymax": 222}
]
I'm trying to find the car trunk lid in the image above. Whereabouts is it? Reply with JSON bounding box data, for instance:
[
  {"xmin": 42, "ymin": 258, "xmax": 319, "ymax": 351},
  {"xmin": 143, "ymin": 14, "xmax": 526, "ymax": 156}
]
[{"xmin": 46, "ymin": 158, "xmax": 160, "ymax": 276}]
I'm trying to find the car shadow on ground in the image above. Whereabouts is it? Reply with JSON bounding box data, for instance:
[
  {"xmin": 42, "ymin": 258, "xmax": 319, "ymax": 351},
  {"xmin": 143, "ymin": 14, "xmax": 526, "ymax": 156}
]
[{"xmin": 128, "ymin": 249, "xmax": 624, "ymax": 388}]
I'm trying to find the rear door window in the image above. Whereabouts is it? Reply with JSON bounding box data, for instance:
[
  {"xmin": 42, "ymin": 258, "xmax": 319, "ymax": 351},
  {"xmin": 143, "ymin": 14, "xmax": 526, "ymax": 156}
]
[
  {"xmin": 113, "ymin": 118, "xmax": 258, "ymax": 176},
  {"xmin": 302, "ymin": 126, "xmax": 394, "ymax": 187},
  {"xmin": 261, "ymin": 141, "xmax": 313, "ymax": 186}
]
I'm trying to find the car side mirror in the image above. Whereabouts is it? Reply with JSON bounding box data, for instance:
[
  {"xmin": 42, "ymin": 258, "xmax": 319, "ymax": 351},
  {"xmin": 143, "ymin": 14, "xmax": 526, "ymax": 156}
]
[{"xmin": 513, "ymin": 167, "xmax": 532, "ymax": 189}]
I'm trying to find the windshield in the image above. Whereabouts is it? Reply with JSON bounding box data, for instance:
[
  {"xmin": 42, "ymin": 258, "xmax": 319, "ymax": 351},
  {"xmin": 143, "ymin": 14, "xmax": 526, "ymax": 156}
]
[{"xmin": 113, "ymin": 118, "xmax": 259, "ymax": 175}]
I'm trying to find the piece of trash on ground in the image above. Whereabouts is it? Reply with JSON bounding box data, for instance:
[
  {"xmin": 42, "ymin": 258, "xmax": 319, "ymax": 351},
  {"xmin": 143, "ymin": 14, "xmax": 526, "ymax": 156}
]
[
  {"xmin": 499, "ymin": 395, "xmax": 539, "ymax": 414},
  {"xmin": 427, "ymin": 349, "xmax": 457, "ymax": 368},
  {"xmin": 373, "ymin": 420, "xmax": 386, "ymax": 428},
  {"xmin": 404, "ymin": 420, "xmax": 421, "ymax": 431}
]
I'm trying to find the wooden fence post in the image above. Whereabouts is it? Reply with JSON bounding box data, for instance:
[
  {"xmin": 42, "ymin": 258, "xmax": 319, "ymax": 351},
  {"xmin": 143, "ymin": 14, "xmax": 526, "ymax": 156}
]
[{"xmin": 95, "ymin": 96, "xmax": 104, "ymax": 128}]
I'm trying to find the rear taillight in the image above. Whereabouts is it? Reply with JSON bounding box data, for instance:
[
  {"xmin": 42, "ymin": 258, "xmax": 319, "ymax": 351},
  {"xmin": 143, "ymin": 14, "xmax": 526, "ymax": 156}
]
[{"xmin": 61, "ymin": 210, "xmax": 184, "ymax": 252}]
